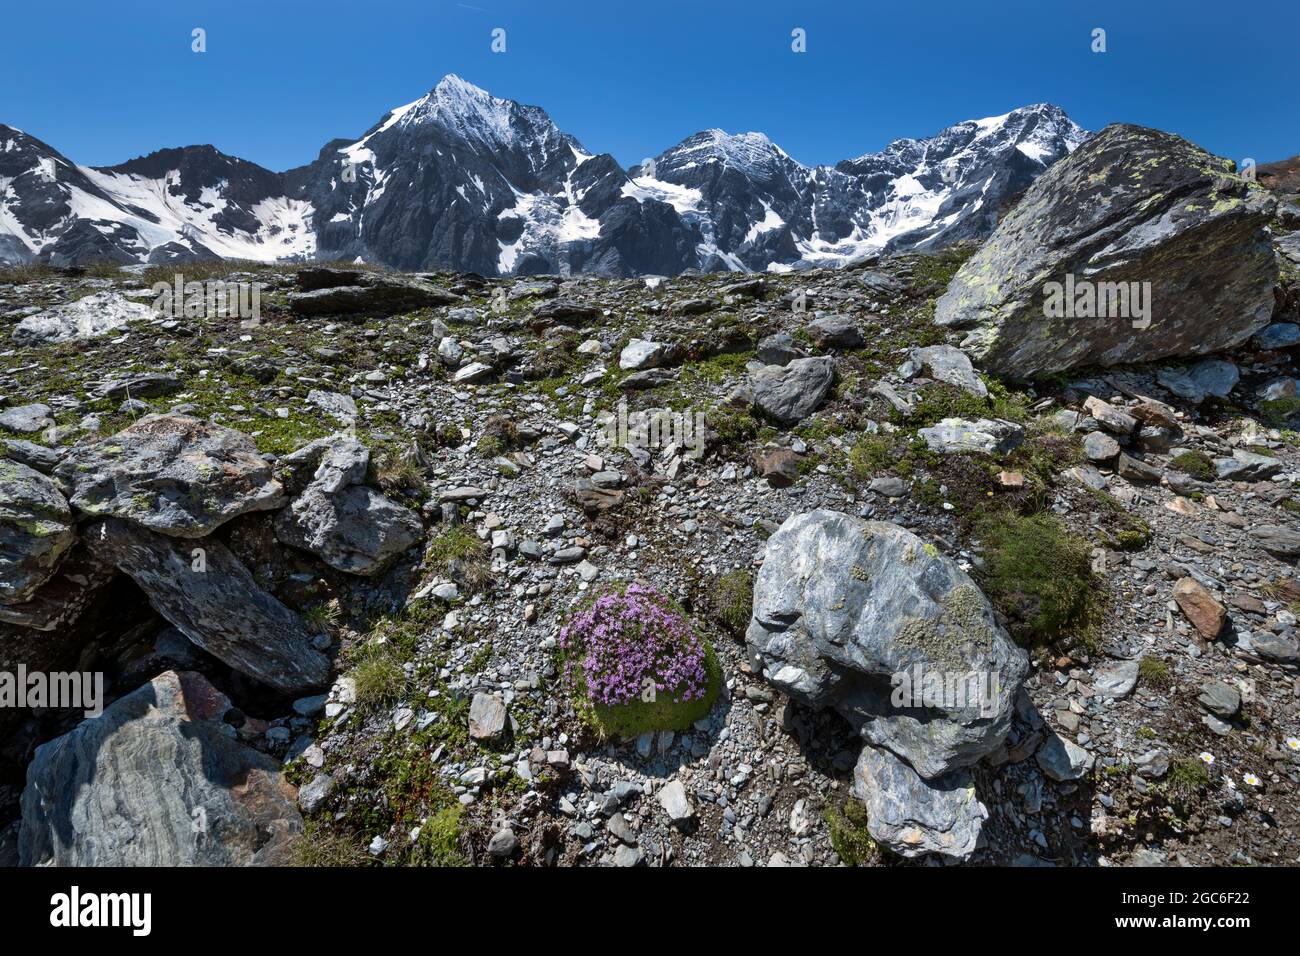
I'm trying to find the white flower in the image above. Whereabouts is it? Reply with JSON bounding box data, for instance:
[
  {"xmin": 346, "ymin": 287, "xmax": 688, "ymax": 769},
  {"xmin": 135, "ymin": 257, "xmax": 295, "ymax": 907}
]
[
  {"xmin": 1199, "ymin": 751, "xmax": 1215, "ymax": 766},
  {"xmin": 1243, "ymin": 773, "xmax": 1261, "ymax": 787},
  {"xmin": 1286, "ymin": 737, "xmax": 1300, "ymax": 752}
]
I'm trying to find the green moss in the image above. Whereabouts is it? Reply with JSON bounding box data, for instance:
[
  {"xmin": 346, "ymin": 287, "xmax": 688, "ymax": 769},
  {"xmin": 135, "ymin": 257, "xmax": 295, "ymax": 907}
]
[
  {"xmin": 1137, "ymin": 655, "xmax": 1171, "ymax": 689},
  {"xmin": 407, "ymin": 805, "xmax": 468, "ymax": 867},
  {"xmin": 425, "ymin": 524, "xmax": 490, "ymax": 592},
  {"xmin": 1169, "ymin": 450, "xmax": 1214, "ymax": 480},
  {"xmin": 580, "ymin": 642, "xmax": 722, "ymax": 739},
  {"xmin": 825, "ymin": 799, "xmax": 878, "ymax": 866},
  {"xmin": 288, "ymin": 822, "xmax": 371, "ymax": 867},
  {"xmin": 1260, "ymin": 397, "xmax": 1300, "ymax": 428},
  {"xmin": 710, "ymin": 569, "xmax": 754, "ymax": 635},
  {"xmin": 1167, "ymin": 757, "xmax": 1211, "ymax": 800},
  {"xmin": 974, "ymin": 511, "xmax": 1103, "ymax": 648},
  {"xmin": 706, "ymin": 404, "xmax": 760, "ymax": 453},
  {"xmin": 351, "ymin": 646, "xmax": 409, "ymax": 711}
]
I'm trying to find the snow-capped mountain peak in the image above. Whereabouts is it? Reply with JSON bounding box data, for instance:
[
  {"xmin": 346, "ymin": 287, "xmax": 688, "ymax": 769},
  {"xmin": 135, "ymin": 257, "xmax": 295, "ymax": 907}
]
[{"xmin": 1, "ymin": 82, "xmax": 1088, "ymax": 275}]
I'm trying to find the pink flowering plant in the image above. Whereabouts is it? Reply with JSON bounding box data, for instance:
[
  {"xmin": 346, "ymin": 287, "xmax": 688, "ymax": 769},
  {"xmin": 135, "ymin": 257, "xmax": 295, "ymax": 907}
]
[{"xmin": 557, "ymin": 582, "xmax": 718, "ymax": 734}]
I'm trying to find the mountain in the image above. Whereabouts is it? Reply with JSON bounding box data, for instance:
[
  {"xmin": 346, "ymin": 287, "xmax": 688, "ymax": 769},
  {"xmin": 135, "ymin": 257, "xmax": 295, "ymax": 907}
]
[{"xmin": 0, "ymin": 77, "xmax": 1087, "ymax": 275}]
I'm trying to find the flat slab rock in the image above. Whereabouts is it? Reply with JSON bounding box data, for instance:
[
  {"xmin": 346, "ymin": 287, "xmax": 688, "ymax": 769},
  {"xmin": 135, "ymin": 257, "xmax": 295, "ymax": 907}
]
[
  {"xmin": 86, "ymin": 518, "xmax": 328, "ymax": 693},
  {"xmin": 19, "ymin": 670, "xmax": 301, "ymax": 866},
  {"xmin": 12, "ymin": 291, "xmax": 154, "ymax": 345},
  {"xmin": 55, "ymin": 414, "xmax": 284, "ymax": 538},
  {"xmin": 746, "ymin": 509, "xmax": 1028, "ymax": 779},
  {"xmin": 851, "ymin": 745, "xmax": 987, "ymax": 861}
]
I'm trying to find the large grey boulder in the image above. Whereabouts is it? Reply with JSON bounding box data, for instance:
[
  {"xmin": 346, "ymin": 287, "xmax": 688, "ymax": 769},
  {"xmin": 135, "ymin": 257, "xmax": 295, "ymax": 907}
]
[
  {"xmin": 12, "ymin": 292, "xmax": 154, "ymax": 345},
  {"xmin": 85, "ymin": 518, "xmax": 328, "ymax": 693},
  {"xmin": 746, "ymin": 510, "xmax": 1028, "ymax": 778},
  {"xmin": 273, "ymin": 436, "xmax": 422, "ymax": 575},
  {"xmin": 935, "ymin": 125, "xmax": 1277, "ymax": 378},
  {"xmin": 55, "ymin": 414, "xmax": 283, "ymax": 538},
  {"xmin": 20, "ymin": 670, "xmax": 302, "ymax": 866},
  {"xmin": 288, "ymin": 268, "xmax": 460, "ymax": 315},
  {"xmin": 0, "ymin": 459, "xmax": 76, "ymax": 605},
  {"xmin": 851, "ymin": 745, "xmax": 986, "ymax": 861},
  {"xmin": 750, "ymin": 356, "xmax": 834, "ymax": 425}
]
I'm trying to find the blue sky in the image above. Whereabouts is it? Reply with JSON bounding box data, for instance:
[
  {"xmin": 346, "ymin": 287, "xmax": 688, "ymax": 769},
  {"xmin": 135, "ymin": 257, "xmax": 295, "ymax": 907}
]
[{"xmin": 2, "ymin": 0, "xmax": 1294, "ymax": 171}]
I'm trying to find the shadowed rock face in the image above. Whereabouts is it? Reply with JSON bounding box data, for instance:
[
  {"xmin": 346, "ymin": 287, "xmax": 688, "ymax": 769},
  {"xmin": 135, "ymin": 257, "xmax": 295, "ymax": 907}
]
[
  {"xmin": 85, "ymin": 518, "xmax": 328, "ymax": 693},
  {"xmin": 936, "ymin": 124, "xmax": 1277, "ymax": 378},
  {"xmin": 746, "ymin": 509, "xmax": 1028, "ymax": 779},
  {"xmin": 0, "ymin": 458, "xmax": 75, "ymax": 605},
  {"xmin": 54, "ymin": 414, "xmax": 284, "ymax": 538},
  {"xmin": 19, "ymin": 670, "xmax": 302, "ymax": 866}
]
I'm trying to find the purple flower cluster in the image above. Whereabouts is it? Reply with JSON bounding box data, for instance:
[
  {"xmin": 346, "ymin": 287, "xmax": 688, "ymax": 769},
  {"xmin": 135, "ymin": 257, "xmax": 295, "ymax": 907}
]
[{"xmin": 558, "ymin": 583, "xmax": 709, "ymax": 707}]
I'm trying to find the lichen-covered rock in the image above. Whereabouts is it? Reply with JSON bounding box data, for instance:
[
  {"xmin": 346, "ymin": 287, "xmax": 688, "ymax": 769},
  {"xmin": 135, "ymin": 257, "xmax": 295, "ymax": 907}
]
[
  {"xmin": 19, "ymin": 670, "xmax": 302, "ymax": 866},
  {"xmin": 0, "ymin": 458, "xmax": 76, "ymax": 605},
  {"xmin": 85, "ymin": 518, "xmax": 328, "ymax": 693},
  {"xmin": 746, "ymin": 509, "xmax": 1028, "ymax": 778},
  {"xmin": 851, "ymin": 745, "xmax": 987, "ymax": 861},
  {"xmin": 55, "ymin": 414, "xmax": 283, "ymax": 538},
  {"xmin": 935, "ymin": 125, "xmax": 1277, "ymax": 377}
]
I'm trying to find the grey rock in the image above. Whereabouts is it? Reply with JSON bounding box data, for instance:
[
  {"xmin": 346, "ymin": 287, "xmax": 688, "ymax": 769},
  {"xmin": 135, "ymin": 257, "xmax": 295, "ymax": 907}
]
[
  {"xmin": 487, "ymin": 828, "xmax": 518, "ymax": 859},
  {"xmin": 289, "ymin": 270, "xmax": 459, "ymax": 315},
  {"xmin": 851, "ymin": 745, "xmax": 987, "ymax": 861},
  {"xmin": 1083, "ymin": 430, "xmax": 1120, "ymax": 462},
  {"xmin": 3, "ymin": 439, "xmax": 61, "ymax": 474},
  {"xmin": 910, "ymin": 345, "xmax": 987, "ymax": 397},
  {"xmin": 657, "ymin": 780, "xmax": 695, "ymax": 824},
  {"xmin": 936, "ymin": 125, "xmax": 1276, "ymax": 377},
  {"xmin": 756, "ymin": 332, "xmax": 804, "ymax": 366},
  {"xmin": 1213, "ymin": 449, "xmax": 1283, "ymax": 481},
  {"xmin": 274, "ymin": 437, "xmax": 422, "ymax": 576},
  {"xmin": 1252, "ymin": 322, "xmax": 1300, "ymax": 350},
  {"xmin": 306, "ymin": 389, "xmax": 358, "ymax": 424},
  {"xmin": 1035, "ymin": 732, "xmax": 1094, "ymax": 781},
  {"xmin": 918, "ymin": 418, "xmax": 1024, "ymax": 456},
  {"xmin": 1157, "ymin": 359, "xmax": 1240, "ymax": 404},
  {"xmin": 298, "ymin": 773, "xmax": 335, "ymax": 814},
  {"xmin": 805, "ymin": 314, "xmax": 863, "ymax": 348},
  {"xmin": 85, "ymin": 518, "xmax": 328, "ymax": 693},
  {"xmin": 19, "ymin": 670, "xmax": 301, "ymax": 865},
  {"xmin": 54, "ymin": 414, "xmax": 283, "ymax": 538},
  {"xmin": 1254, "ymin": 525, "xmax": 1300, "ymax": 558},
  {"xmin": 0, "ymin": 403, "xmax": 53, "ymax": 434},
  {"xmin": 1197, "ymin": 681, "xmax": 1241, "ymax": 719},
  {"xmin": 13, "ymin": 292, "xmax": 154, "ymax": 345},
  {"xmin": 1093, "ymin": 659, "xmax": 1139, "ymax": 699},
  {"xmin": 0, "ymin": 459, "xmax": 76, "ymax": 605},
  {"xmin": 618, "ymin": 338, "xmax": 669, "ymax": 371},
  {"xmin": 750, "ymin": 356, "xmax": 834, "ymax": 425},
  {"xmin": 746, "ymin": 510, "xmax": 1028, "ymax": 778},
  {"xmin": 468, "ymin": 692, "xmax": 507, "ymax": 741}
]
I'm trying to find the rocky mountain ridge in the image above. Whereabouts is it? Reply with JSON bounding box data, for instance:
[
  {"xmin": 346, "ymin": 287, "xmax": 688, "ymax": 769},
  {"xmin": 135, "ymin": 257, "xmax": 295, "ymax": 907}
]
[{"xmin": 1, "ymin": 77, "xmax": 1086, "ymax": 276}]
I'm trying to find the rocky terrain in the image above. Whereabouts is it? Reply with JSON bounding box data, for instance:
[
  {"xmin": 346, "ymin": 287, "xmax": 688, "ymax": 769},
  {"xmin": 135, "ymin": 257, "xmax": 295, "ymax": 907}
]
[{"xmin": 1, "ymin": 123, "xmax": 1298, "ymax": 868}]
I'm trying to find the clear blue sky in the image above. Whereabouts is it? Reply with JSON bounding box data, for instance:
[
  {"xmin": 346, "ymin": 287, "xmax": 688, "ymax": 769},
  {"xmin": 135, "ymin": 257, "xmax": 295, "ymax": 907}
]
[{"xmin": 2, "ymin": 0, "xmax": 1295, "ymax": 172}]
